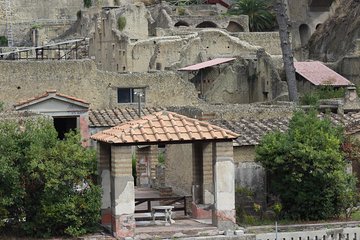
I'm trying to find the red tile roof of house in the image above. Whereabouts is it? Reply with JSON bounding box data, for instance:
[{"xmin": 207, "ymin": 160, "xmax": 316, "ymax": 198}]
[
  {"xmin": 178, "ymin": 58, "xmax": 236, "ymax": 71},
  {"xmin": 14, "ymin": 90, "xmax": 89, "ymax": 109},
  {"xmin": 294, "ymin": 61, "xmax": 353, "ymax": 86},
  {"xmin": 91, "ymin": 111, "xmax": 239, "ymax": 144}
]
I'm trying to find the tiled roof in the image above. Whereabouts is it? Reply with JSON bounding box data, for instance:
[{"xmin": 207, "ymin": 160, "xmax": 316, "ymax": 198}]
[
  {"xmin": 211, "ymin": 113, "xmax": 360, "ymax": 146},
  {"xmin": 89, "ymin": 107, "xmax": 164, "ymax": 127},
  {"xmin": 91, "ymin": 111, "xmax": 239, "ymax": 144},
  {"xmin": 14, "ymin": 90, "xmax": 89, "ymax": 109},
  {"xmin": 294, "ymin": 61, "xmax": 353, "ymax": 86}
]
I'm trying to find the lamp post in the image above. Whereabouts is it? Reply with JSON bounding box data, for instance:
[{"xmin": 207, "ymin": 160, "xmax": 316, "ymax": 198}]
[{"xmin": 134, "ymin": 91, "xmax": 144, "ymax": 118}]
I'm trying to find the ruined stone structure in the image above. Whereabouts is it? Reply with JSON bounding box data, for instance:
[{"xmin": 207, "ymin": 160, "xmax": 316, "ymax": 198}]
[
  {"xmin": 0, "ymin": 0, "xmax": 83, "ymax": 46},
  {"xmin": 286, "ymin": 0, "xmax": 340, "ymax": 60}
]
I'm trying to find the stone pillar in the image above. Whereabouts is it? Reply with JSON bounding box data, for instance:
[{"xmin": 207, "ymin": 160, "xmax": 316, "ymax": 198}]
[
  {"xmin": 212, "ymin": 141, "xmax": 236, "ymax": 230},
  {"xmin": 98, "ymin": 142, "xmax": 111, "ymax": 225},
  {"xmin": 203, "ymin": 142, "xmax": 214, "ymax": 204},
  {"xmin": 343, "ymin": 86, "xmax": 360, "ymax": 112},
  {"xmin": 111, "ymin": 145, "xmax": 135, "ymax": 238}
]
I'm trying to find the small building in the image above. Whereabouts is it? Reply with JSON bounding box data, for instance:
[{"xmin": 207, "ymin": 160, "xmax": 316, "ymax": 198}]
[
  {"xmin": 14, "ymin": 90, "xmax": 90, "ymax": 142},
  {"xmin": 91, "ymin": 111, "xmax": 239, "ymax": 238},
  {"xmin": 294, "ymin": 61, "xmax": 354, "ymax": 94}
]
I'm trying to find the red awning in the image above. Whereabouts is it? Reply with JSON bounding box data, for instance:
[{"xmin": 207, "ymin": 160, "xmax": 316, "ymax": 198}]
[
  {"xmin": 294, "ymin": 61, "xmax": 353, "ymax": 86},
  {"xmin": 178, "ymin": 58, "xmax": 236, "ymax": 71}
]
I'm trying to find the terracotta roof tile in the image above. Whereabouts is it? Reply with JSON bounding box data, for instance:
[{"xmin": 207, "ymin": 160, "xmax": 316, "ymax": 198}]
[
  {"xmin": 294, "ymin": 61, "xmax": 353, "ymax": 86},
  {"xmin": 91, "ymin": 111, "xmax": 239, "ymax": 144},
  {"xmin": 14, "ymin": 90, "xmax": 89, "ymax": 108},
  {"xmin": 211, "ymin": 112, "xmax": 360, "ymax": 146}
]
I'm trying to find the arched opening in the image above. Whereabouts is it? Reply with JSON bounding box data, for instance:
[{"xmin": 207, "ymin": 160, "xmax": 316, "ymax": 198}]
[
  {"xmin": 315, "ymin": 23, "xmax": 322, "ymax": 30},
  {"xmin": 226, "ymin": 21, "xmax": 244, "ymax": 32},
  {"xmin": 299, "ymin": 24, "xmax": 311, "ymax": 47},
  {"xmin": 196, "ymin": 21, "xmax": 218, "ymax": 28},
  {"xmin": 174, "ymin": 21, "xmax": 190, "ymax": 27}
]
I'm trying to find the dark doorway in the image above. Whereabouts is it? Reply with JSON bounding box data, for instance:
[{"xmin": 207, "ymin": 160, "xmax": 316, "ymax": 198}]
[{"xmin": 53, "ymin": 117, "xmax": 77, "ymax": 140}]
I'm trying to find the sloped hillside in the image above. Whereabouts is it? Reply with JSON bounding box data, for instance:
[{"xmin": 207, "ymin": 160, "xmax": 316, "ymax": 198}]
[{"xmin": 308, "ymin": 0, "xmax": 360, "ymax": 61}]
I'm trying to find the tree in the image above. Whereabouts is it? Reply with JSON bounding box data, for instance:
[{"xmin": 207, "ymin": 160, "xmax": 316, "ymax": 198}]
[
  {"xmin": 255, "ymin": 110, "xmax": 357, "ymax": 220},
  {"xmin": 229, "ymin": 0, "xmax": 276, "ymax": 32},
  {"xmin": 273, "ymin": 0, "xmax": 298, "ymax": 102},
  {"xmin": 0, "ymin": 118, "xmax": 101, "ymax": 237}
]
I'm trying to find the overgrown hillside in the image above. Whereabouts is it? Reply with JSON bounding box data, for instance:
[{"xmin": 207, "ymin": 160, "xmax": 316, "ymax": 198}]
[{"xmin": 308, "ymin": 0, "xmax": 360, "ymax": 62}]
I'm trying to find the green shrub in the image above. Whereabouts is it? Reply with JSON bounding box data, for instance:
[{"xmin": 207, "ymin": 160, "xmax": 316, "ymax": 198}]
[
  {"xmin": 117, "ymin": 16, "xmax": 126, "ymax": 31},
  {"xmin": 0, "ymin": 36, "xmax": 8, "ymax": 46},
  {"xmin": 84, "ymin": 0, "xmax": 92, "ymax": 8},
  {"xmin": 300, "ymin": 86, "xmax": 345, "ymax": 105},
  {"xmin": 0, "ymin": 119, "xmax": 101, "ymax": 237},
  {"xmin": 77, "ymin": 10, "xmax": 82, "ymax": 19},
  {"xmin": 158, "ymin": 152, "xmax": 165, "ymax": 165},
  {"xmin": 256, "ymin": 110, "xmax": 357, "ymax": 220},
  {"xmin": 177, "ymin": 7, "xmax": 186, "ymax": 16}
]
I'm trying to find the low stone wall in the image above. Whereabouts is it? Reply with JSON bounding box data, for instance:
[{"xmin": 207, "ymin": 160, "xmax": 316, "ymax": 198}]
[{"xmin": 256, "ymin": 226, "xmax": 360, "ymax": 240}]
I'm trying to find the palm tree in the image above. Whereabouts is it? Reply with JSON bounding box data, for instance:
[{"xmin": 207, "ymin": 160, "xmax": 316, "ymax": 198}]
[{"xmin": 229, "ymin": 0, "xmax": 275, "ymax": 32}]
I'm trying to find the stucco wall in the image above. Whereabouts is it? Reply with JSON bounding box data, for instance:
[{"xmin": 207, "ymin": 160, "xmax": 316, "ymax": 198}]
[
  {"xmin": 164, "ymin": 144, "xmax": 193, "ymax": 196},
  {"xmin": 234, "ymin": 146, "xmax": 266, "ymax": 205},
  {"xmin": 0, "ymin": 60, "xmax": 199, "ymax": 109}
]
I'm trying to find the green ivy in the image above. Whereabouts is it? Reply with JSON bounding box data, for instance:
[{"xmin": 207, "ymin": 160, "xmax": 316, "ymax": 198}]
[
  {"xmin": 0, "ymin": 36, "xmax": 8, "ymax": 47},
  {"xmin": 117, "ymin": 16, "xmax": 127, "ymax": 31}
]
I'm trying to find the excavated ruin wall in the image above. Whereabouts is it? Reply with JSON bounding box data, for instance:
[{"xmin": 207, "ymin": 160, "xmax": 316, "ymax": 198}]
[
  {"xmin": 0, "ymin": 0, "xmax": 83, "ymax": 46},
  {"xmin": 0, "ymin": 60, "xmax": 199, "ymax": 109}
]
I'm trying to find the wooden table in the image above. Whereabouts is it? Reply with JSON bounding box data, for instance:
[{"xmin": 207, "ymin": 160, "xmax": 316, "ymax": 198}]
[{"xmin": 151, "ymin": 205, "xmax": 175, "ymax": 225}]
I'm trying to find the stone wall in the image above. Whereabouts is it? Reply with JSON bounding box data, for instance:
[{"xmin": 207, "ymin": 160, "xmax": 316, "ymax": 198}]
[
  {"xmin": 164, "ymin": 144, "xmax": 193, "ymax": 196},
  {"xmin": 0, "ymin": 60, "xmax": 199, "ymax": 109},
  {"xmin": 338, "ymin": 56, "xmax": 360, "ymax": 86},
  {"xmin": 0, "ymin": 0, "xmax": 83, "ymax": 46},
  {"xmin": 237, "ymin": 32, "xmax": 283, "ymax": 56}
]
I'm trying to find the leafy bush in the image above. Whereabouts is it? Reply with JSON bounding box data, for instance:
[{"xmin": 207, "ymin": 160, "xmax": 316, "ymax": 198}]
[
  {"xmin": 255, "ymin": 110, "xmax": 357, "ymax": 220},
  {"xmin": 300, "ymin": 86, "xmax": 345, "ymax": 105},
  {"xmin": 84, "ymin": 0, "xmax": 92, "ymax": 8},
  {"xmin": 117, "ymin": 16, "xmax": 127, "ymax": 31},
  {"xmin": 0, "ymin": 118, "xmax": 100, "ymax": 237},
  {"xmin": 0, "ymin": 36, "xmax": 8, "ymax": 47}
]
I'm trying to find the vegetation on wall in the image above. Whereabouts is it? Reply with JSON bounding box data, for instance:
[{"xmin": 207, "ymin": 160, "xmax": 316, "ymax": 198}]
[
  {"xmin": 84, "ymin": 0, "xmax": 92, "ymax": 8},
  {"xmin": 117, "ymin": 16, "xmax": 127, "ymax": 31},
  {"xmin": 0, "ymin": 118, "xmax": 100, "ymax": 237},
  {"xmin": 255, "ymin": 110, "xmax": 358, "ymax": 220},
  {"xmin": 300, "ymin": 86, "xmax": 345, "ymax": 105},
  {"xmin": 0, "ymin": 36, "xmax": 8, "ymax": 47},
  {"xmin": 229, "ymin": 0, "xmax": 276, "ymax": 32}
]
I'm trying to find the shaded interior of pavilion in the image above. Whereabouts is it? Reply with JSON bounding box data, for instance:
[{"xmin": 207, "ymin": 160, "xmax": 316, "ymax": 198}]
[{"xmin": 91, "ymin": 111, "xmax": 239, "ymax": 238}]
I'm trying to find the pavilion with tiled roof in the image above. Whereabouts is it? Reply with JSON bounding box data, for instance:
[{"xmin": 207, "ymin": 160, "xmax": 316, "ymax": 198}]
[{"xmin": 91, "ymin": 111, "xmax": 239, "ymax": 238}]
